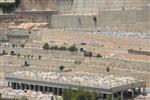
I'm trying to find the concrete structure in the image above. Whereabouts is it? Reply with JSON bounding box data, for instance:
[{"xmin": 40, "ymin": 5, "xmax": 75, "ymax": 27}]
[
  {"xmin": 6, "ymin": 70, "xmax": 146, "ymax": 99},
  {"xmin": 0, "ymin": 0, "xmax": 15, "ymax": 3},
  {"xmin": 14, "ymin": 10, "xmax": 57, "ymax": 23},
  {"xmin": 7, "ymin": 29, "xmax": 29, "ymax": 43},
  {"xmin": 51, "ymin": 7, "xmax": 149, "ymax": 32}
]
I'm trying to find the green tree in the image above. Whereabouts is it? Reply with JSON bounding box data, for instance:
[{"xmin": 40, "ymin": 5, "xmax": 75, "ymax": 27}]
[
  {"xmin": 84, "ymin": 51, "xmax": 93, "ymax": 57},
  {"xmin": 43, "ymin": 43, "xmax": 49, "ymax": 50},
  {"xmin": 24, "ymin": 61, "xmax": 29, "ymax": 66},
  {"xmin": 60, "ymin": 46, "xmax": 67, "ymax": 51},
  {"xmin": 31, "ymin": 55, "xmax": 33, "ymax": 59},
  {"xmin": 38, "ymin": 55, "xmax": 42, "ymax": 60},
  {"xmin": 27, "ymin": 55, "xmax": 30, "ymax": 58},
  {"xmin": 96, "ymin": 54, "xmax": 102, "ymax": 58},
  {"xmin": 69, "ymin": 45, "xmax": 78, "ymax": 52},
  {"xmin": 17, "ymin": 53, "xmax": 21, "ymax": 57},
  {"xmin": 12, "ymin": 44, "xmax": 15, "ymax": 48},
  {"xmin": 106, "ymin": 66, "xmax": 110, "ymax": 73},
  {"xmin": 20, "ymin": 44, "xmax": 25, "ymax": 48},
  {"xmin": 59, "ymin": 65, "xmax": 65, "ymax": 71}
]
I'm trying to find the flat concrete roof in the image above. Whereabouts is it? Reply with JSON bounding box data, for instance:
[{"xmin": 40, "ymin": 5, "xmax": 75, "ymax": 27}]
[{"xmin": 6, "ymin": 71, "xmax": 145, "ymax": 94}]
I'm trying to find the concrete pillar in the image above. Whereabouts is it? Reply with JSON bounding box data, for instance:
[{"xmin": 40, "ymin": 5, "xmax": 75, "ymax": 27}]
[
  {"xmin": 143, "ymin": 86, "xmax": 146, "ymax": 95},
  {"xmin": 138, "ymin": 87, "xmax": 141, "ymax": 94},
  {"xmin": 34, "ymin": 85, "xmax": 36, "ymax": 91},
  {"xmin": 16, "ymin": 83, "xmax": 19, "ymax": 89},
  {"xmin": 43, "ymin": 86, "xmax": 45, "ymax": 93},
  {"xmin": 8, "ymin": 82, "xmax": 10, "ymax": 87},
  {"xmin": 101, "ymin": 93, "xmax": 104, "ymax": 99},
  {"xmin": 131, "ymin": 89, "xmax": 134, "ymax": 100},
  {"xmin": 29, "ymin": 84, "xmax": 31, "ymax": 90},
  {"xmin": 10, "ymin": 82, "xmax": 13, "ymax": 88},
  {"xmin": 25, "ymin": 84, "xmax": 27, "ymax": 90},
  {"xmin": 19, "ymin": 83, "xmax": 21, "ymax": 90},
  {"xmin": 121, "ymin": 91, "xmax": 124, "ymax": 100},
  {"xmin": 38, "ymin": 85, "xmax": 40, "ymax": 91},
  {"xmin": 112, "ymin": 94, "xmax": 115, "ymax": 100}
]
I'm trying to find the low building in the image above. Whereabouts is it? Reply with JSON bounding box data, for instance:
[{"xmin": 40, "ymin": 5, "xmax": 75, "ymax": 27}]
[
  {"xmin": 7, "ymin": 29, "xmax": 29, "ymax": 43},
  {"xmin": 0, "ymin": 34, "xmax": 8, "ymax": 43},
  {"xmin": 6, "ymin": 70, "xmax": 146, "ymax": 100},
  {"xmin": 0, "ymin": 0, "xmax": 15, "ymax": 3}
]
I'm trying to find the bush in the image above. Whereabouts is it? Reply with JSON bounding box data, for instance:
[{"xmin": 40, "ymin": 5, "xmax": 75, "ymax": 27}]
[
  {"xmin": 60, "ymin": 46, "xmax": 67, "ymax": 51},
  {"xmin": 24, "ymin": 61, "xmax": 30, "ymax": 66},
  {"xmin": 96, "ymin": 54, "xmax": 102, "ymax": 58},
  {"xmin": 80, "ymin": 48, "xmax": 84, "ymax": 52},
  {"xmin": 27, "ymin": 55, "xmax": 30, "ymax": 58},
  {"xmin": 69, "ymin": 45, "xmax": 78, "ymax": 52},
  {"xmin": 38, "ymin": 55, "xmax": 42, "ymax": 60},
  {"xmin": 84, "ymin": 51, "xmax": 93, "ymax": 57},
  {"xmin": 43, "ymin": 43, "xmax": 49, "ymax": 50},
  {"xmin": 0, "ymin": 0, "xmax": 20, "ymax": 13},
  {"xmin": 20, "ymin": 44, "xmax": 25, "ymax": 48},
  {"xmin": 17, "ymin": 53, "xmax": 21, "ymax": 57},
  {"xmin": 12, "ymin": 44, "xmax": 15, "ymax": 48},
  {"xmin": 59, "ymin": 65, "xmax": 65, "ymax": 71},
  {"xmin": 31, "ymin": 55, "xmax": 33, "ymax": 59}
]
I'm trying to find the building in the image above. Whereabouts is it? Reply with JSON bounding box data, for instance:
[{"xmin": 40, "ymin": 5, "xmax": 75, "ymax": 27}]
[
  {"xmin": 0, "ymin": 34, "xmax": 8, "ymax": 43},
  {"xmin": 0, "ymin": 0, "xmax": 15, "ymax": 3},
  {"xmin": 6, "ymin": 70, "xmax": 146, "ymax": 100},
  {"xmin": 7, "ymin": 29, "xmax": 29, "ymax": 43}
]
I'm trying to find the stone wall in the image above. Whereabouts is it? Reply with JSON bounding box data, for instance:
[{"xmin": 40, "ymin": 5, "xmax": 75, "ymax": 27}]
[{"xmin": 51, "ymin": 7, "xmax": 149, "ymax": 32}]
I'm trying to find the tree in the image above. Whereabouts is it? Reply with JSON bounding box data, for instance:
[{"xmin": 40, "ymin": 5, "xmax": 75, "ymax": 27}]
[
  {"xmin": 24, "ymin": 61, "xmax": 30, "ymax": 66},
  {"xmin": 93, "ymin": 16, "xmax": 97, "ymax": 27},
  {"xmin": 43, "ymin": 43, "xmax": 49, "ymax": 50},
  {"xmin": 31, "ymin": 55, "xmax": 33, "ymax": 59},
  {"xmin": 63, "ymin": 88, "xmax": 99, "ymax": 100},
  {"xmin": 59, "ymin": 65, "xmax": 65, "ymax": 71},
  {"xmin": 60, "ymin": 46, "xmax": 67, "ymax": 51},
  {"xmin": 12, "ymin": 44, "xmax": 15, "ymax": 48},
  {"xmin": 2, "ymin": 50, "xmax": 6, "ymax": 55},
  {"xmin": 69, "ymin": 45, "xmax": 78, "ymax": 52},
  {"xmin": 17, "ymin": 53, "xmax": 21, "ymax": 57},
  {"xmin": 38, "ymin": 55, "xmax": 42, "ymax": 60},
  {"xmin": 106, "ymin": 66, "xmax": 110, "ymax": 73},
  {"xmin": 84, "ymin": 51, "xmax": 92, "ymax": 57},
  {"xmin": 27, "ymin": 55, "xmax": 30, "ymax": 58},
  {"xmin": 96, "ymin": 54, "xmax": 102, "ymax": 58},
  {"xmin": 20, "ymin": 44, "xmax": 25, "ymax": 48}
]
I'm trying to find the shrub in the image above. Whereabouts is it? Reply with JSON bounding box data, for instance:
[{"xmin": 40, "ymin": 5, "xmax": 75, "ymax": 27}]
[
  {"xmin": 31, "ymin": 55, "xmax": 33, "ymax": 59},
  {"xmin": 27, "ymin": 55, "xmax": 30, "ymax": 58},
  {"xmin": 38, "ymin": 55, "xmax": 42, "ymax": 60},
  {"xmin": 17, "ymin": 53, "xmax": 20, "ymax": 57},
  {"xmin": 84, "ymin": 51, "xmax": 92, "ymax": 57},
  {"xmin": 59, "ymin": 65, "xmax": 65, "ymax": 71},
  {"xmin": 20, "ymin": 44, "xmax": 25, "ymax": 48},
  {"xmin": 43, "ymin": 43, "xmax": 49, "ymax": 50},
  {"xmin": 69, "ymin": 45, "xmax": 78, "ymax": 52},
  {"xmin": 96, "ymin": 54, "xmax": 102, "ymax": 58},
  {"xmin": 60, "ymin": 46, "xmax": 67, "ymax": 51}
]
